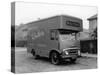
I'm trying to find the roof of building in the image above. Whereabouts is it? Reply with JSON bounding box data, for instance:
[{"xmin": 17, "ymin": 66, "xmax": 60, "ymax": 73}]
[{"xmin": 87, "ymin": 14, "xmax": 97, "ymax": 20}]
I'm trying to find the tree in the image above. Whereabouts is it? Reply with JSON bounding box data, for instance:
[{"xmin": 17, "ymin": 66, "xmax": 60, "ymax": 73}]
[{"xmin": 90, "ymin": 27, "xmax": 97, "ymax": 39}]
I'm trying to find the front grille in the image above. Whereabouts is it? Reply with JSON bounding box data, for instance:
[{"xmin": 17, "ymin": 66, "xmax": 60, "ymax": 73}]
[{"xmin": 69, "ymin": 49, "xmax": 78, "ymax": 55}]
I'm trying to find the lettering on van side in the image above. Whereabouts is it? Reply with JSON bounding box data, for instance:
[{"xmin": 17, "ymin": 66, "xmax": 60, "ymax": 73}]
[
  {"xmin": 31, "ymin": 31, "xmax": 44, "ymax": 40},
  {"xmin": 66, "ymin": 21, "xmax": 80, "ymax": 27}
]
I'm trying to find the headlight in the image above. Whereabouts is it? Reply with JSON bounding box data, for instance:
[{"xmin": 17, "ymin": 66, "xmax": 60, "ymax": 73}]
[
  {"xmin": 62, "ymin": 49, "xmax": 69, "ymax": 55},
  {"xmin": 64, "ymin": 51, "xmax": 69, "ymax": 55}
]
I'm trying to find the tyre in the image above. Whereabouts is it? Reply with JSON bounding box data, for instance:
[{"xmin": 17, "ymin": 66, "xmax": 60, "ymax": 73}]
[
  {"xmin": 50, "ymin": 51, "xmax": 61, "ymax": 65},
  {"xmin": 70, "ymin": 58, "xmax": 76, "ymax": 63},
  {"xmin": 31, "ymin": 49, "xmax": 39, "ymax": 59}
]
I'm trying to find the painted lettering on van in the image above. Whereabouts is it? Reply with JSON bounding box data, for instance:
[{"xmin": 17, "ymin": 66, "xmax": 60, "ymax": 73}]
[
  {"xmin": 66, "ymin": 21, "xmax": 80, "ymax": 27},
  {"xmin": 32, "ymin": 31, "xmax": 44, "ymax": 40}
]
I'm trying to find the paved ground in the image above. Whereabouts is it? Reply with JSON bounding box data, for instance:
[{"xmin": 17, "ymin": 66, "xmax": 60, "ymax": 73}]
[{"xmin": 15, "ymin": 47, "xmax": 97, "ymax": 73}]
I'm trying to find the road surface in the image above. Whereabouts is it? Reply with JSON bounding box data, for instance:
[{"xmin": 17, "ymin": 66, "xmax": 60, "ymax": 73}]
[{"xmin": 14, "ymin": 47, "xmax": 97, "ymax": 73}]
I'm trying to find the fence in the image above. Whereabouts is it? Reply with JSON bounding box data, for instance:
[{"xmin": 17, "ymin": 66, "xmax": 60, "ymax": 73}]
[{"xmin": 80, "ymin": 39, "xmax": 97, "ymax": 54}]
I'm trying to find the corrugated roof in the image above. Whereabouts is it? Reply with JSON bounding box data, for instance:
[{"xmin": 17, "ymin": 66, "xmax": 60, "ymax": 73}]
[{"xmin": 87, "ymin": 14, "xmax": 97, "ymax": 20}]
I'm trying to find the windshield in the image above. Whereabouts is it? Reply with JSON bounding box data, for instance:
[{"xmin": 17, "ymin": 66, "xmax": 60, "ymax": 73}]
[
  {"xmin": 59, "ymin": 33, "xmax": 76, "ymax": 41},
  {"xmin": 58, "ymin": 30, "xmax": 77, "ymax": 41}
]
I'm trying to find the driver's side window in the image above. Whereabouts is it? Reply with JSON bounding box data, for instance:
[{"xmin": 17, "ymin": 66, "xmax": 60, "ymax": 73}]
[{"xmin": 50, "ymin": 30, "xmax": 58, "ymax": 40}]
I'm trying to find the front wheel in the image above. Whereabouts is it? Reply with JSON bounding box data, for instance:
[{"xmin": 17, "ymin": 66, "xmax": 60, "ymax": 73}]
[
  {"xmin": 50, "ymin": 52, "xmax": 61, "ymax": 65},
  {"xmin": 70, "ymin": 58, "xmax": 77, "ymax": 63}
]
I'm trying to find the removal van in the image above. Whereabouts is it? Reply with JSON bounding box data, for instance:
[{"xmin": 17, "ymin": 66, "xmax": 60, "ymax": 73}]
[{"xmin": 27, "ymin": 15, "xmax": 83, "ymax": 64}]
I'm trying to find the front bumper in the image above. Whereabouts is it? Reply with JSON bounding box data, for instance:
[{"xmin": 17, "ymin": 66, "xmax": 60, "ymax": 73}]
[
  {"xmin": 60, "ymin": 48, "xmax": 80, "ymax": 59},
  {"xmin": 61, "ymin": 54, "xmax": 78, "ymax": 59}
]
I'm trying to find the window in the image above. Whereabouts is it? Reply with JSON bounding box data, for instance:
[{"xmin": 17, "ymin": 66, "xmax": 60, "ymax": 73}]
[{"xmin": 50, "ymin": 30, "xmax": 58, "ymax": 40}]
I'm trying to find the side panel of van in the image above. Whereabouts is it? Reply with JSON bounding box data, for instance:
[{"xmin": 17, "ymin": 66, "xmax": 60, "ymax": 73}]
[{"xmin": 27, "ymin": 28, "xmax": 60, "ymax": 57}]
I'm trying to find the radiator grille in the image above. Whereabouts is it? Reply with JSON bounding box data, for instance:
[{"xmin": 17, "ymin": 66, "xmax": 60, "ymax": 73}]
[{"xmin": 69, "ymin": 49, "xmax": 78, "ymax": 55}]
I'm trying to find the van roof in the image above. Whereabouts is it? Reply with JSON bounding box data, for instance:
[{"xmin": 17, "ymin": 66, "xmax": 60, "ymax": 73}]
[{"xmin": 26, "ymin": 15, "xmax": 82, "ymax": 25}]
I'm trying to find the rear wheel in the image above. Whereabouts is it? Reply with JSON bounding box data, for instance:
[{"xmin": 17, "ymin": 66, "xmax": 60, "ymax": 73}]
[
  {"xmin": 31, "ymin": 49, "xmax": 39, "ymax": 59},
  {"xmin": 50, "ymin": 52, "xmax": 61, "ymax": 65}
]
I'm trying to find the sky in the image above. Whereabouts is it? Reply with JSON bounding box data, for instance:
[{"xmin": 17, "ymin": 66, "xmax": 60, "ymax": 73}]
[{"xmin": 15, "ymin": 2, "xmax": 97, "ymax": 29}]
